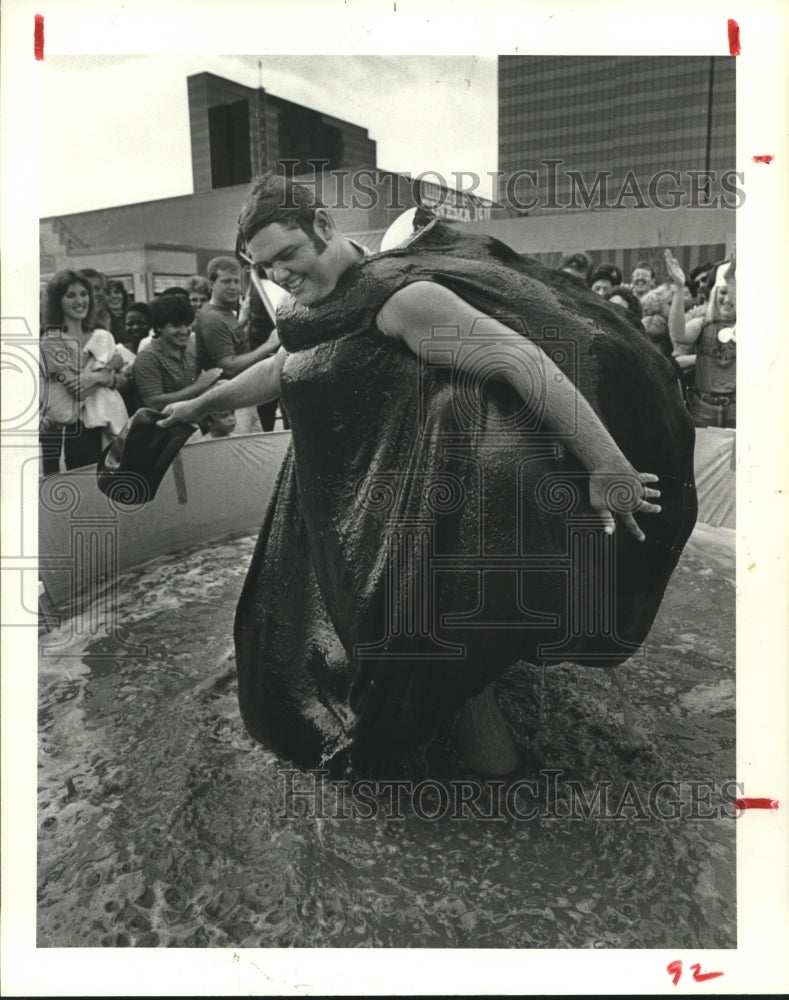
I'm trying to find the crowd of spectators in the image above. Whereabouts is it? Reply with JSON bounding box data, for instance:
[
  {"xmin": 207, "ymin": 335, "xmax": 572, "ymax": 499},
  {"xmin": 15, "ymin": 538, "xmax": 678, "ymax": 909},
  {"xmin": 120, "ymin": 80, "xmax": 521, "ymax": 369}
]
[
  {"xmin": 39, "ymin": 242, "xmax": 736, "ymax": 476},
  {"xmin": 38, "ymin": 258, "xmax": 284, "ymax": 475},
  {"xmin": 559, "ymin": 248, "xmax": 736, "ymax": 430}
]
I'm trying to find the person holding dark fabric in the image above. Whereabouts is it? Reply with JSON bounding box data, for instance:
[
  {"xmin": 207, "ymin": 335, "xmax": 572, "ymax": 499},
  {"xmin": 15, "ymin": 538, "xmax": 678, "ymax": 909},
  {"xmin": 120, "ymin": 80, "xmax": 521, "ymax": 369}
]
[
  {"xmin": 160, "ymin": 173, "xmax": 696, "ymax": 774},
  {"xmin": 132, "ymin": 295, "xmax": 221, "ymax": 411}
]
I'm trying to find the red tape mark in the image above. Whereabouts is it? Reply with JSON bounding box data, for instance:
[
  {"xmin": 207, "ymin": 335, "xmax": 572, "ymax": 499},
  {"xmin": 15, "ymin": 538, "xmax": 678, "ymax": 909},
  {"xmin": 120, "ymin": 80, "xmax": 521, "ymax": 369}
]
[
  {"xmin": 753, "ymin": 155, "xmax": 774, "ymax": 164},
  {"xmin": 34, "ymin": 14, "xmax": 44, "ymax": 60},
  {"xmin": 734, "ymin": 797, "xmax": 779, "ymax": 810},
  {"xmin": 727, "ymin": 19, "xmax": 740, "ymax": 56}
]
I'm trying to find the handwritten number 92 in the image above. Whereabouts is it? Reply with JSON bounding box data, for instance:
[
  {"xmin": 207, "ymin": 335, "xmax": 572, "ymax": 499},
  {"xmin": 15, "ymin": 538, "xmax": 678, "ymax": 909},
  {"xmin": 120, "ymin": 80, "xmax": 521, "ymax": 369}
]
[{"xmin": 667, "ymin": 960, "xmax": 724, "ymax": 985}]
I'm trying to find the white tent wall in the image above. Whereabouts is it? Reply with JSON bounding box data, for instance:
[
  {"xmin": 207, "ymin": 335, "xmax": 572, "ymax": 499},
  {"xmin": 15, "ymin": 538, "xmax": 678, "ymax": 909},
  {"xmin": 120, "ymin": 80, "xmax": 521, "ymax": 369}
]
[
  {"xmin": 38, "ymin": 427, "xmax": 734, "ymax": 614},
  {"xmin": 38, "ymin": 431, "xmax": 291, "ymax": 612}
]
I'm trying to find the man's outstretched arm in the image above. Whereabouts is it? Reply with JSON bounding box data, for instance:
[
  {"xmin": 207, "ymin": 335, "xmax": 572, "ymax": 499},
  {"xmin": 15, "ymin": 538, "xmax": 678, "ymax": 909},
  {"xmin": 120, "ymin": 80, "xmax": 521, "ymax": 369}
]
[{"xmin": 157, "ymin": 347, "xmax": 287, "ymax": 427}]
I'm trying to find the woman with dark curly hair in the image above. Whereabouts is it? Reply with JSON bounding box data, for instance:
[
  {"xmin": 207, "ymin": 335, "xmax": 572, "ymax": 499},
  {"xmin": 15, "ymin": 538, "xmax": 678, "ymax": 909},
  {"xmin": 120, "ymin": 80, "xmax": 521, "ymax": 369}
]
[{"xmin": 39, "ymin": 269, "xmax": 128, "ymax": 475}]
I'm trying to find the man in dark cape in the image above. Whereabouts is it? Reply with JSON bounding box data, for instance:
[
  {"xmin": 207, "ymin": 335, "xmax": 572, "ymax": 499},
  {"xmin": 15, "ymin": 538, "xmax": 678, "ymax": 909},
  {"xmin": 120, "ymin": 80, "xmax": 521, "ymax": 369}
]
[{"xmin": 160, "ymin": 173, "xmax": 696, "ymax": 773}]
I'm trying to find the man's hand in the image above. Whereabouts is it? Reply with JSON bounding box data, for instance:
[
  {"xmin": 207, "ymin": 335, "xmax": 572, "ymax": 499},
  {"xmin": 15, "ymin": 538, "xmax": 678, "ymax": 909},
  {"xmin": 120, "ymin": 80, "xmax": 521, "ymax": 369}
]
[
  {"xmin": 589, "ymin": 469, "xmax": 661, "ymax": 542},
  {"xmin": 157, "ymin": 400, "xmax": 202, "ymax": 428},
  {"xmin": 194, "ymin": 368, "xmax": 223, "ymax": 393},
  {"xmin": 263, "ymin": 327, "xmax": 280, "ymax": 355}
]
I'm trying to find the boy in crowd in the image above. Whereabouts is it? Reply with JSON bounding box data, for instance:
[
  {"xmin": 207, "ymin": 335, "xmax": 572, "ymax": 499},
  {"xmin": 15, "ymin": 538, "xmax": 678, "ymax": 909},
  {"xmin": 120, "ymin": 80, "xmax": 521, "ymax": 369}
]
[{"xmin": 195, "ymin": 257, "xmax": 278, "ymax": 434}]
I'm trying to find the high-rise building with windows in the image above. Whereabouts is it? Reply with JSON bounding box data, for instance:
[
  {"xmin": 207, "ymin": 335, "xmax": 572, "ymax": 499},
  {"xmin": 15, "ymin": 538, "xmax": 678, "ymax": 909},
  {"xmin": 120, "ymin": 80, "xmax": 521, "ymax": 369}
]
[
  {"xmin": 187, "ymin": 72, "xmax": 377, "ymax": 192},
  {"xmin": 39, "ymin": 62, "xmax": 734, "ymax": 297},
  {"xmin": 498, "ymin": 56, "xmax": 736, "ymax": 215}
]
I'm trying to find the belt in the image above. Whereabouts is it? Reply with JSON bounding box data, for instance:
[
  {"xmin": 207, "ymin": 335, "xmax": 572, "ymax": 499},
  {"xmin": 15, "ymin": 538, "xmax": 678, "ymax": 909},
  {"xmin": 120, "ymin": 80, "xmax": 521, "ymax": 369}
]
[{"xmin": 692, "ymin": 388, "xmax": 735, "ymax": 407}]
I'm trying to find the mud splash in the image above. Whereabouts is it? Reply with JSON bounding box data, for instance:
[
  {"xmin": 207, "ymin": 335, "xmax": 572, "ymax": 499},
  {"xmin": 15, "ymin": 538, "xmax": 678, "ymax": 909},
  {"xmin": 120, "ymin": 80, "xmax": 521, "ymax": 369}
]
[{"xmin": 38, "ymin": 528, "xmax": 736, "ymax": 948}]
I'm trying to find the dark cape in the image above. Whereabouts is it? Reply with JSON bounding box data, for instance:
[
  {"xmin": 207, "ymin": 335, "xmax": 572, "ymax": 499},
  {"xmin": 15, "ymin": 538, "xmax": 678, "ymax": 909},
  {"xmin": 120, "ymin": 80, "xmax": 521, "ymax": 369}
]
[{"xmin": 234, "ymin": 224, "xmax": 697, "ymax": 769}]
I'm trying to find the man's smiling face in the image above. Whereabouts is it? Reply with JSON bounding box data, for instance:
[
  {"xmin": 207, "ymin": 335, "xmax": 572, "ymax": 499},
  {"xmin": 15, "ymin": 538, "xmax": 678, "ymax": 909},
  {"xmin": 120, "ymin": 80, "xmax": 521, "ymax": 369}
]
[{"xmin": 247, "ymin": 214, "xmax": 344, "ymax": 307}]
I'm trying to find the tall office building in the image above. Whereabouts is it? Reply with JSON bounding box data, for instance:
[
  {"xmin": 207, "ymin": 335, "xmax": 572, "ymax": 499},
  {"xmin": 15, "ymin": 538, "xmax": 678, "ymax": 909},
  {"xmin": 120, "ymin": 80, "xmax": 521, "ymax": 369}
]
[
  {"xmin": 498, "ymin": 56, "xmax": 736, "ymax": 215},
  {"xmin": 188, "ymin": 72, "xmax": 377, "ymax": 192}
]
